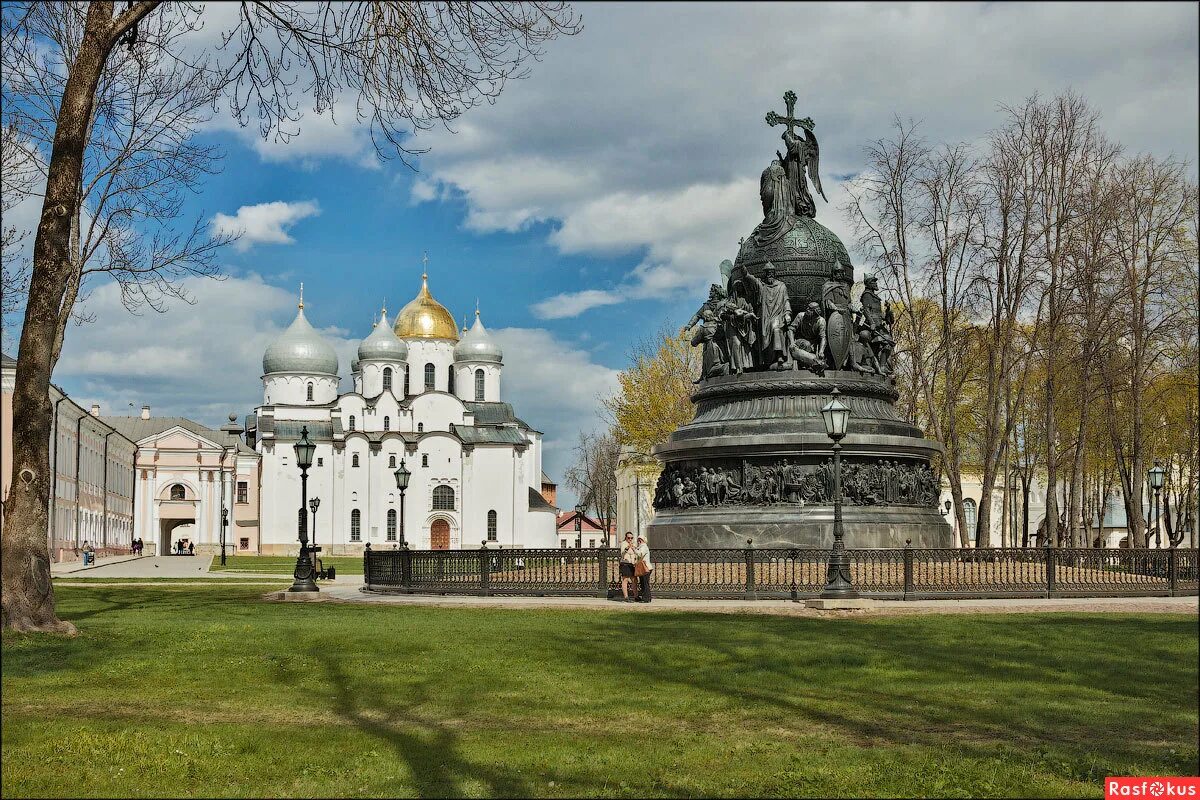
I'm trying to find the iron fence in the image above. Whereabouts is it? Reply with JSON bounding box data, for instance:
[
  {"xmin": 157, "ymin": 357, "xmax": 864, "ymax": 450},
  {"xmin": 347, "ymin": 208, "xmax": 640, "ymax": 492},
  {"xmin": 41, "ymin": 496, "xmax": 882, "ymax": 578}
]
[{"xmin": 362, "ymin": 542, "xmax": 1199, "ymax": 600}]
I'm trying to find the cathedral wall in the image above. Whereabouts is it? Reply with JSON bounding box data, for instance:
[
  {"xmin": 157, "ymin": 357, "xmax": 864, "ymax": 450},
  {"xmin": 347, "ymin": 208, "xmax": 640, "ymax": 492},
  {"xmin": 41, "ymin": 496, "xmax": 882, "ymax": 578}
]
[
  {"xmin": 463, "ymin": 446, "xmax": 516, "ymax": 546},
  {"xmin": 409, "ymin": 392, "xmax": 467, "ymax": 432},
  {"xmin": 263, "ymin": 373, "xmax": 338, "ymax": 406},
  {"xmin": 454, "ymin": 363, "xmax": 501, "ymax": 402},
  {"xmin": 405, "ymin": 339, "xmax": 456, "ymax": 393},
  {"xmin": 359, "ymin": 361, "xmax": 407, "ymax": 398}
]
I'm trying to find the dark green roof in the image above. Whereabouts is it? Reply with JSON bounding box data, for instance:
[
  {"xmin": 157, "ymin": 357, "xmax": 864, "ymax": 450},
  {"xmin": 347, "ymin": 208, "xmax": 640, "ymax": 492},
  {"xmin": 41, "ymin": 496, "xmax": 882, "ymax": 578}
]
[{"xmin": 98, "ymin": 415, "xmax": 253, "ymax": 454}]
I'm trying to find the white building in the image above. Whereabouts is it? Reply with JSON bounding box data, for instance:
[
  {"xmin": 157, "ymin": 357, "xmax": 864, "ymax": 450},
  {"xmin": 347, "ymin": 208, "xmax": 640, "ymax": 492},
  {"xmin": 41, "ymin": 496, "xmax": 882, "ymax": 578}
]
[{"xmin": 248, "ymin": 275, "xmax": 558, "ymax": 554}]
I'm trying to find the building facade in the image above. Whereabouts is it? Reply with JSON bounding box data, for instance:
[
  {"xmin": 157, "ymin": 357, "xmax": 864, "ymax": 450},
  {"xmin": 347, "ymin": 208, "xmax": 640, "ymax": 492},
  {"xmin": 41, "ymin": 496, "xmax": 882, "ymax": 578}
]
[
  {"xmin": 99, "ymin": 408, "xmax": 260, "ymax": 556},
  {"xmin": 2, "ymin": 353, "xmax": 137, "ymax": 562},
  {"xmin": 615, "ymin": 446, "xmax": 659, "ymax": 543},
  {"xmin": 248, "ymin": 276, "xmax": 557, "ymax": 554}
]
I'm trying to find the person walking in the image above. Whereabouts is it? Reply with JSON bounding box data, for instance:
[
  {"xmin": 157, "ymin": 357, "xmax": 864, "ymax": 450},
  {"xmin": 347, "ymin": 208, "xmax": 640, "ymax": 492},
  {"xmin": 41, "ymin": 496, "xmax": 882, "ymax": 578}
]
[
  {"xmin": 187, "ymin": 541, "xmax": 194, "ymax": 556},
  {"xmin": 618, "ymin": 531, "xmax": 638, "ymax": 601},
  {"xmin": 633, "ymin": 535, "xmax": 653, "ymax": 603}
]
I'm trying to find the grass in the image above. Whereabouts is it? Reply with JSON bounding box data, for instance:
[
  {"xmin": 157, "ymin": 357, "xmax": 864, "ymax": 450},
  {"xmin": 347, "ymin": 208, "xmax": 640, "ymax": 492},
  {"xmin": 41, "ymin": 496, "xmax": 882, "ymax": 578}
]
[
  {"xmin": 2, "ymin": 586, "xmax": 1197, "ymax": 798},
  {"xmin": 207, "ymin": 554, "xmax": 364, "ymax": 575}
]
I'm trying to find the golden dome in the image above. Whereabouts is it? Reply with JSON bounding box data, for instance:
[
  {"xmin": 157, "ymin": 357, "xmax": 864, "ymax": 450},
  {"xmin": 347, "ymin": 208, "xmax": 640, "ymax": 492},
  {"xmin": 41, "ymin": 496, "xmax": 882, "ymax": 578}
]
[{"xmin": 393, "ymin": 273, "xmax": 459, "ymax": 341}]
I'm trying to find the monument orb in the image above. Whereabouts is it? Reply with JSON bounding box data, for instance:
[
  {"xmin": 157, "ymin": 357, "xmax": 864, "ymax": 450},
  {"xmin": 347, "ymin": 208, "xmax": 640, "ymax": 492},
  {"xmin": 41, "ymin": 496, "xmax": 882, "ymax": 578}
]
[{"xmin": 647, "ymin": 92, "xmax": 954, "ymax": 549}]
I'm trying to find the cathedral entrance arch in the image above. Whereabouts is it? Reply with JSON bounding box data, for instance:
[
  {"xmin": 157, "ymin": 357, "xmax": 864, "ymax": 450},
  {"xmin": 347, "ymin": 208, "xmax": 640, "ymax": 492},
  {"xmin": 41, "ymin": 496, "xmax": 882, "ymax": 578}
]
[{"xmin": 430, "ymin": 519, "xmax": 450, "ymax": 550}]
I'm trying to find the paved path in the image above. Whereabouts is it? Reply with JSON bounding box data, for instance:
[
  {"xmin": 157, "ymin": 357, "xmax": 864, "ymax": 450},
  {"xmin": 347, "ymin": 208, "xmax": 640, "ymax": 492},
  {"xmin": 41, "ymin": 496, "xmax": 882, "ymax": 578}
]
[
  {"xmin": 52, "ymin": 555, "xmax": 281, "ymax": 580},
  {"xmin": 268, "ymin": 585, "xmax": 1199, "ymax": 616}
]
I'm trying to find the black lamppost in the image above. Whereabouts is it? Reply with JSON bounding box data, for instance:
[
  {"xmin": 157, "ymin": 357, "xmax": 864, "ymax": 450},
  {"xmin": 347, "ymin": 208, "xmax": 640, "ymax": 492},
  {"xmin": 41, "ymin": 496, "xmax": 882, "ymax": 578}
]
[
  {"xmin": 820, "ymin": 388, "xmax": 856, "ymax": 598},
  {"xmin": 575, "ymin": 502, "xmax": 585, "ymax": 549},
  {"xmin": 394, "ymin": 459, "xmax": 410, "ymax": 548},
  {"xmin": 289, "ymin": 426, "xmax": 318, "ymax": 592},
  {"xmin": 220, "ymin": 506, "xmax": 229, "ymax": 566},
  {"xmin": 309, "ymin": 497, "xmax": 320, "ymax": 550},
  {"xmin": 1148, "ymin": 460, "xmax": 1166, "ymax": 549}
]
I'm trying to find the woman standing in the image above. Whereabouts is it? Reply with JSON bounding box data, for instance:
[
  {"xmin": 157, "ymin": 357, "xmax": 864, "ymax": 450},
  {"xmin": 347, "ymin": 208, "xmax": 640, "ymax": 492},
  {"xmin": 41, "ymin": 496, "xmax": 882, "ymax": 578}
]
[
  {"xmin": 634, "ymin": 535, "xmax": 653, "ymax": 603},
  {"xmin": 618, "ymin": 532, "xmax": 638, "ymax": 601}
]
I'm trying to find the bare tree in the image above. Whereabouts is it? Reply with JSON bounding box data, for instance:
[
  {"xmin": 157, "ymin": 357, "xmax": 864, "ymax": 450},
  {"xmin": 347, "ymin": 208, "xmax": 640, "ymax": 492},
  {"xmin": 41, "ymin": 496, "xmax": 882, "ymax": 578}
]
[
  {"xmin": 563, "ymin": 430, "xmax": 621, "ymax": 533},
  {"xmin": 846, "ymin": 119, "xmax": 981, "ymax": 546},
  {"xmin": 1098, "ymin": 155, "xmax": 1193, "ymax": 547},
  {"xmin": 1, "ymin": 1, "xmax": 581, "ymax": 633}
]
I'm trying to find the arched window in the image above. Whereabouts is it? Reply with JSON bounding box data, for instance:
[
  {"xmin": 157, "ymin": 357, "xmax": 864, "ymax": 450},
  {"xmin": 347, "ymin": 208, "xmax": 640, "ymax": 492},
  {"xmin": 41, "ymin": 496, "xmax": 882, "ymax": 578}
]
[
  {"xmin": 170, "ymin": 484, "xmax": 185, "ymax": 500},
  {"xmin": 350, "ymin": 509, "xmax": 361, "ymax": 542},
  {"xmin": 963, "ymin": 498, "xmax": 978, "ymax": 543},
  {"xmin": 424, "ymin": 362, "xmax": 435, "ymax": 392},
  {"xmin": 306, "ymin": 382, "xmax": 314, "ymax": 402},
  {"xmin": 417, "ymin": 422, "xmax": 424, "ymax": 433},
  {"xmin": 384, "ymin": 416, "xmax": 390, "ymax": 431},
  {"xmin": 389, "ymin": 455, "xmax": 396, "ymax": 468},
  {"xmin": 387, "ymin": 508, "xmax": 397, "ymax": 541},
  {"xmin": 383, "ymin": 367, "xmax": 393, "ymax": 392},
  {"xmin": 475, "ymin": 369, "xmax": 485, "ymax": 401},
  {"xmin": 404, "ymin": 366, "xmax": 410, "ymax": 396},
  {"xmin": 487, "ymin": 510, "xmax": 498, "ymax": 542},
  {"xmin": 421, "ymin": 454, "xmax": 429, "ymax": 468},
  {"xmin": 348, "ymin": 415, "xmax": 356, "ymax": 431},
  {"xmin": 448, "ymin": 366, "xmax": 455, "ymax": 394},
  {"xmin": 352, "ymin": 453, "xmax": 360, "ymax": 468},
  {"xmin": 432, "ymin": 485, "xmax": 455, "ymax": 510}
]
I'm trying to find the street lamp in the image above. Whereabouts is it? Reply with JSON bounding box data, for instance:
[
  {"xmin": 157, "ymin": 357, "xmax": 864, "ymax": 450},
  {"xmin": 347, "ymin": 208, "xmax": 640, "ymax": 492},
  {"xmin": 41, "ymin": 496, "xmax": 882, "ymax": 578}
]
[
  {"xmin": 289, "ymin": 425, "xmax": 318, "ymax": 592},
  {"xmin": 1148, "ymin": 460, "xmax": 1166, "ymax": 548},
  {"xmin": 309, "ymin": 497, "xmax": 320, "ymax": 551},
  {"xmin": 575, "ymin": 502, "xmax": 585, "ymax": 549},
  {"xmin": 394, "ymin": 459, "xmax": 410, "ymax": 548},
  {"xmin": 220, "ymin": 506, "xmax": 229, "ymax": 566},
  {"xmin": 820, "ymin": 387, "xmax": 856, "ymax": 598}
]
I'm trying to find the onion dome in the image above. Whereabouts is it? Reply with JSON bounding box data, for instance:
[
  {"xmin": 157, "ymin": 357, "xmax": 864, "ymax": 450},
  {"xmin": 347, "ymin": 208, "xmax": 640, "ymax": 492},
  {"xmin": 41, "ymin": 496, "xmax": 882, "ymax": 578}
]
[
  {"xmin": 394, "ymin": 273, "xmax": 458, "ymax": 341},
  {"xmin": 358, "ymin": 308, "xmax": 409, "ymax": 362},
  {"xmin": 454, "ymin": 309, "xmax": 503, "ymax": 364},
  {"xmin": 263, "ymin": 292, "xmax": 338, "ymax": 375}
]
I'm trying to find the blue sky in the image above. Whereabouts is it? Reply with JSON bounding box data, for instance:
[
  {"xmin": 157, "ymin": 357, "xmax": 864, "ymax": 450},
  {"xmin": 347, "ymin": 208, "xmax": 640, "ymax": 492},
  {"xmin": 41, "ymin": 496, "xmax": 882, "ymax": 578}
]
[{"xmin": 5, "ymin": 2, "xmax": 1198, "ymax": 499}]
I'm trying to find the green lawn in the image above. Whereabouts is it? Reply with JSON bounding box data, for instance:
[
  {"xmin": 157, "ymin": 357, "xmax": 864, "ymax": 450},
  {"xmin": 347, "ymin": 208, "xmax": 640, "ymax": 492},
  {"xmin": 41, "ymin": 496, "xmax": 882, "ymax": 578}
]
[
  {"xmin": 208, "ymin": 554, "xmax": 364, "ymax": 575},
  {"xmin": 2, "ymin": 587, "xmax": 1196, "ymax": 798}
]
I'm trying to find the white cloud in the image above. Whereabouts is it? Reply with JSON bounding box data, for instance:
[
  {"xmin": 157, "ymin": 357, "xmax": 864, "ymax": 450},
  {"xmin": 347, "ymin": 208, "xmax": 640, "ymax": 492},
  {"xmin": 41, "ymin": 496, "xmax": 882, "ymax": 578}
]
[
  {"xmin": 490, "ymin": 327, "xmax": 620, "ymax": 485},
  {"xmin": 210, "ymin": 200, "xmax": 321, "ymax": 251},
  {"xmin": 55, "ymin": 273, "xmax": 357, "ymax": 425},
  {"xmin": 406, "ymin": 2, "xmax": 1199, "ymax": 318}
]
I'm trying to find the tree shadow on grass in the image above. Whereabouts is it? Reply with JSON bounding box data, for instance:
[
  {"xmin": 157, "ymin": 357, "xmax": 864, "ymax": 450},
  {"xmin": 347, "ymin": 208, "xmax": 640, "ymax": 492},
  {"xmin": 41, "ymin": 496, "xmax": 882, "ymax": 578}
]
[
  {"xmin": 270, "ymin": 647, "xmax": 536, "ymax": 798},
  {"xmin": 544, "ymin": 611, "xmax": 1198, "ymax": 776}
]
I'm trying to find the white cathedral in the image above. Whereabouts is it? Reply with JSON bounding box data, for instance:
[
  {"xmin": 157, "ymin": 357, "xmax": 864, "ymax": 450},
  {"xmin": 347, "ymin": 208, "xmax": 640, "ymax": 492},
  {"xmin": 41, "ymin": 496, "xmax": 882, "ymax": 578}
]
[{"xmin": 248, "ymin": 273, "xmax": 558, "ymax": 554}]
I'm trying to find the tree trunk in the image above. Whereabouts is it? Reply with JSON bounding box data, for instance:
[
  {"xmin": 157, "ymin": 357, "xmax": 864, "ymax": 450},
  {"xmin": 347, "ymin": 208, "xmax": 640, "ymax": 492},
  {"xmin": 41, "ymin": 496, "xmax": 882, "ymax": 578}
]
[{"xmin": 1, "ymin": 3, "xmax": 114, "ymax": 634}]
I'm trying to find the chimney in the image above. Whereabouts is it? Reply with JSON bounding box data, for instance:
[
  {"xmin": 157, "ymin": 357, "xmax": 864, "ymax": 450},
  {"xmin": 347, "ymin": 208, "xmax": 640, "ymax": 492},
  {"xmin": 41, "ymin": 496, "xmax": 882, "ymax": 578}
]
[
  {"xmin": 141, "ymin": 404, "xmax": 150, "ymax": 420},
  {"xmin": 90, "ymin": 403, "xmax": 100, "ymax": 417}
]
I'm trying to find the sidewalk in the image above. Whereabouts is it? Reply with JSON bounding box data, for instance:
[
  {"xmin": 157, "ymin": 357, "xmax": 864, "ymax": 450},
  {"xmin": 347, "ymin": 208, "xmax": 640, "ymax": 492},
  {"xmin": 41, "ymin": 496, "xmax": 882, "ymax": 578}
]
[
  {"xmin": 267, "ymin": 585, "xmax": 1200, "ymax": 617},
  {"xmin": 51, "ymin": 553, "xmax": 145, "ymax": 575}
]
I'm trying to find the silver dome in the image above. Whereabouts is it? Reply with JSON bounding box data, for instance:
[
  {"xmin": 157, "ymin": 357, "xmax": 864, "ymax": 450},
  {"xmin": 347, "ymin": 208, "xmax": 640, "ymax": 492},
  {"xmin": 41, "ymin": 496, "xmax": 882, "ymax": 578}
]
[
  {"xmin": 263, "ymin": 305, "xmax": 339, "ymax": 375},
  {"xmin": 358, "ymin": 309, "xmax": 409, "ymax": 362},
  {"xmin": 454, "ymin": 310, "xmax": 503, "ymax": 364}
]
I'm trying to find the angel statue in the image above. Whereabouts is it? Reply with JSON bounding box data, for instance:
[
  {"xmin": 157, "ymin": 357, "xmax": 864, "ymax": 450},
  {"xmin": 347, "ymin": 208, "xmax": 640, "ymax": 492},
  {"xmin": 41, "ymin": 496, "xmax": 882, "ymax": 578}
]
[{"xmin": 765, "ymin": 90, "xmax": 828, "ymax": 219}]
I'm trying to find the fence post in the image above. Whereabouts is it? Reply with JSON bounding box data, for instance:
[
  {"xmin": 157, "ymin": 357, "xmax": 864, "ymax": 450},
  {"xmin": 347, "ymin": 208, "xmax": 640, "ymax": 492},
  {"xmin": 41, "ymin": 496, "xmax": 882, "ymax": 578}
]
[
  {"xmin": 479, "ymin": 541, "xmax": 491, "ymax": 596},
  {"xmin": 1168, "ymin": 546, "xmax": 1178, "ymax": 597},
  {"xmin": 597, "ymin": 545, "xmax": 610, "ymax": 598},
  {"xmin": 363, "ymin": 541, "xmax": 371, "ymax": 587},
  {"xmin": 1044, "ymin": 537, "xmax": 1056, "ymax": 597},
  {"xmin": 401, "ymin": 544, "xmax": 412, "ymax": 591},
  {"xmin": 744, "ymin": 538, "xmax": 757, "ymax": 600},
  {"xmin": 903, "ymin": 539, "xmax": 914, "ymax": 600}
]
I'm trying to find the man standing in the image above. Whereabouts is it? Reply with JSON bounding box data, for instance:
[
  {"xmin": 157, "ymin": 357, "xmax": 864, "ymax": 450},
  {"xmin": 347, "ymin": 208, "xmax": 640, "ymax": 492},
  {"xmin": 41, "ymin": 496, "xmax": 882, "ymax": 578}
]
[{"xmin": 743, "ymin": 262, "xmax": 793, "ymax": 370}]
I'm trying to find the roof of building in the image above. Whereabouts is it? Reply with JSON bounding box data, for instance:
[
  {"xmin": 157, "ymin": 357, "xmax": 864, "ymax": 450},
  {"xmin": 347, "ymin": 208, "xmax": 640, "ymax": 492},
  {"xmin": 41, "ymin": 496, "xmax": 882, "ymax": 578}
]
[
  {"xmin": 541, "ymin": 470, "xmax": 555, "ymax": 486},
  {"xmin": 556, "ymin": 510, "xmax": 610, "ymax": 532},
  {"xmin": 464, "ymin": 401, "xmax": 537, "ymax": 432},
  {"xmin": 393, "ymin": 273, "xmax": 458, "ymax": 341},
  {"xmin": 452, "ymin": 424, "xmax": 527, "ymax": 445},
  {"xmin": 0, "ymin": 352, "xmax": 15, "ymax": 368},
  {"xmin": 98, "ymin": 415, "xmax": 254, "ymax": 454},
  {"xmin": 262, "ymin": 300, "xmax": 339, "ymax": 376},
  {"xmin": 358, "ymin": 309, "xmax": 409, "ymax": 362},
  {"xmin": 454, "ymin": 309, "xmax": 503, "ymax": 364},
  {"xmin": 529, "ymin": 486, "xmax": 556, "ymax": 513}
]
